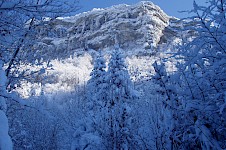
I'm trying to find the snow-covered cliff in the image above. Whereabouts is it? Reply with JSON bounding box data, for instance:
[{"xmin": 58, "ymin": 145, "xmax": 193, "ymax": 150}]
[
  {"xmin": 35, "ymin": 1, "xmax": 181, "ymax": 57},
  {"xmin": 18, "ymin": 1, "xmax": 184, "ymax": 97}
]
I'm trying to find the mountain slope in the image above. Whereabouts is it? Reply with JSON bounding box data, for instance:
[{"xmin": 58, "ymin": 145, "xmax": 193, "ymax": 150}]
[
  {"xmin": 35, "ymin": 1, "xmax": 181, "ymax": 58},
  {"xmin": 18, "ymin": 1, "xmax": 183, "ymax": 97}
]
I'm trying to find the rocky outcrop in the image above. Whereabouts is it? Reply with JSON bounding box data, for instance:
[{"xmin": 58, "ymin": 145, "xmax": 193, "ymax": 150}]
[{"xmin": 35, "ymin": 1, "xmax": 183, "ymax": 58}]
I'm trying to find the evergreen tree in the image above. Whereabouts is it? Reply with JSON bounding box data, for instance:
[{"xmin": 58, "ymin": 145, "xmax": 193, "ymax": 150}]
[
  {"xmin": 106, "ymin": 49, "xmax": 137, "ymax": 150},
  {"xmin": 87, "ymin": 52, "xmax": 107, "ymax": 112},
  {"xmin": 77, "ymin": 52, "xmax": 108, "ymax": 150}
]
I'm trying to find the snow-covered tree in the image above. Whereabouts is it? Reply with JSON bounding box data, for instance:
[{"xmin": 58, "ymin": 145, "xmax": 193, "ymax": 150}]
[
  {"xmin": 87, "ymin": 52, "xmax": 107, "ymax": 113},
  {"xmin": 77, "ymin": 52, "xmax": 108, "ymax": 149},
  {"xmin": 0, "ymin": 0, "xmax": 80, "ymax": 78},
  {"xmin": 177, "ymin": 0, "xmax": 226, "ymax": 149},
  {"xmin": 0, "ymin": 0, "xmax": 80, "ymax": 148},
  {"xmin": 105, "ymin": 49, "xmax": 138, "ymax": 149},
  {"xmin": 152, "ymin": 61, "xmax": 181, "ymax": 149},
  {"xmin": 153, "ymin": 0, "xmax": 226, "ymax": 149},
  {"xmin": 0, "ymin": 60, "xmax": 13, "ymax": 150}
]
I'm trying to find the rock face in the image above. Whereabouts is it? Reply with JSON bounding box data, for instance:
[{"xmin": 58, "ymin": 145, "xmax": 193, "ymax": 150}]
[
  {"xmin": 36, "ymin": 1, "xmax": 178, "ymax": 55},
  {"xmin": 18, "ymin": 1, "xmax": 185, "ymax": 97}
]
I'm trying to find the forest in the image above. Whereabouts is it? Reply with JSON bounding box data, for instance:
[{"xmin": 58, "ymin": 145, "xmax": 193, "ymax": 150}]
[{"xmin": 0, "ymin": 0, "xmax": 226, "ymax": 149}]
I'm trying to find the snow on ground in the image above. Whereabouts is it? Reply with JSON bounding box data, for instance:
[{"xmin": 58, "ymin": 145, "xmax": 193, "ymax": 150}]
[
  {"xmin": 0, "ymin": 110, "xmax": 13, "ymax": 150},
  {"xmin": 15, "ymin": 48, "xmax": 177, "ymax": 99}
]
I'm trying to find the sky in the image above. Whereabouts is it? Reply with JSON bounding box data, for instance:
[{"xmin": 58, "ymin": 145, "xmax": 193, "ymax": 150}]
[{"xmin": 76, "ymin": 0, "xmax": 208, "ymax": 18}]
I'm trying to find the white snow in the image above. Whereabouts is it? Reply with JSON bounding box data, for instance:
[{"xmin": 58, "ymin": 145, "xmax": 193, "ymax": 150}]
[{"xmin": 0, "ymin": 60, "xmax": 13, "ymax": 150}]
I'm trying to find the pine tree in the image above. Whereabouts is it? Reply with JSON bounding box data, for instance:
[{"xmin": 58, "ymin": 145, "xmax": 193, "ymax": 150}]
[
  {"xmin": 79, "ymin": 52, "xmax": 108, "ymax": 149},
  {"xmin": 87, "ymin": 52, "xmax": 107, "ymax": 112},
  {"xmin": 106, "ymin": 49, "xmax": 137, "ymax": 150},
  {"xmin": 87, "ymin": 51, "xmax": 109, "ymax": 137}
]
